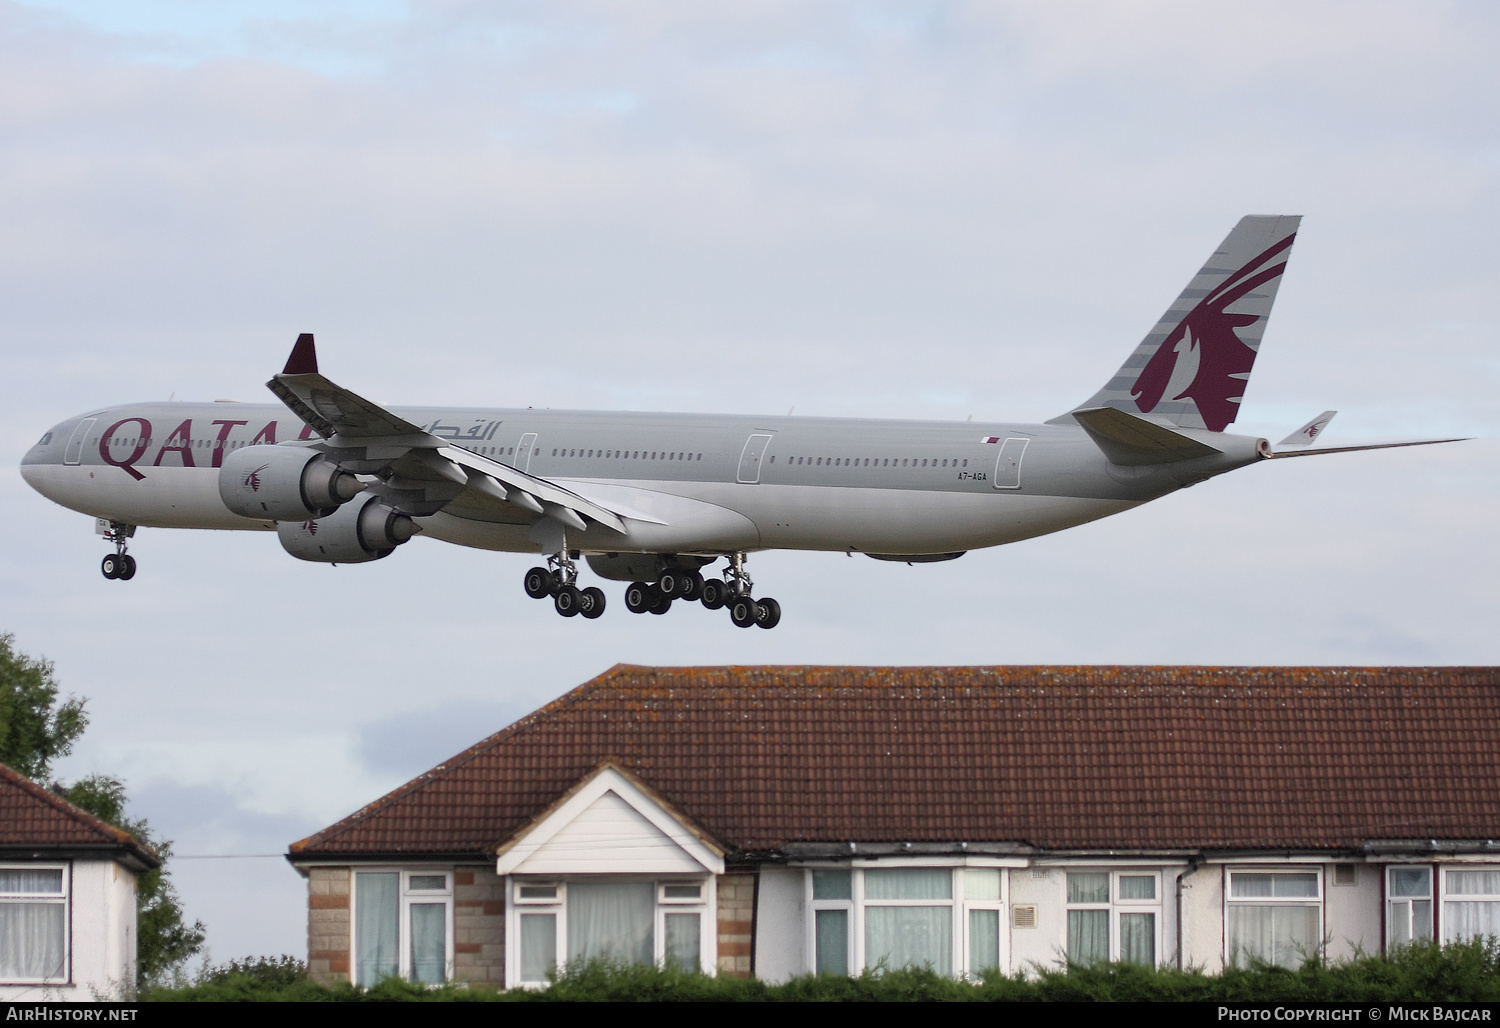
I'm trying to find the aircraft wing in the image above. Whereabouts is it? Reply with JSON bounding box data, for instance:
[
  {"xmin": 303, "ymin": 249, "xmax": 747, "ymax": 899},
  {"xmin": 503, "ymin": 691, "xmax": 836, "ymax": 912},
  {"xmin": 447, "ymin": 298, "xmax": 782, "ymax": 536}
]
[{"xmin": 266, "ymin": 334, "xmax": 629, "ymax": 534}]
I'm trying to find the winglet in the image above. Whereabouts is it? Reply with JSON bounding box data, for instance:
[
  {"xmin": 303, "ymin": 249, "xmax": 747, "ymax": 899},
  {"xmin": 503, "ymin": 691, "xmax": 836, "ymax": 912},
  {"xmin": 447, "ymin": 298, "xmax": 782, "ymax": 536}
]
[
  {"xmin": 283, "ymin": 333, "xmax": 319, "ymax": 375},
  {"xmin": 1277, "ymin": 411, "xmax": 1336, "ymax": 448}
]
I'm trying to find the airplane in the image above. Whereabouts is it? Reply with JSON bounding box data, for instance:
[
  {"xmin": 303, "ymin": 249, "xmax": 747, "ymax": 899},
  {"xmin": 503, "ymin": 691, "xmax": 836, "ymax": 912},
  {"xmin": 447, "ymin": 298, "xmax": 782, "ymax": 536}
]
[{"xmin": 19, "ymin": 215, "xmax": 1464, "ymax": 629}]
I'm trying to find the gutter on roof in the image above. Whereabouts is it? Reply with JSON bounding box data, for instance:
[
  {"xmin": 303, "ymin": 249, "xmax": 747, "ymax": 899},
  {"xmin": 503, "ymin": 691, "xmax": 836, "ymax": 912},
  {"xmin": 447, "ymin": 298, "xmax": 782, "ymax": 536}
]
[
  {"xmin": 1359, "ymin": 839, "xmax": 1500, "ymax": 856},
  {"xmin": 779, "ymin": 841, "xmax": 1037, "ymax": 859},
  {"xmin": 0, "ymin": 843, "xmax": 160, "ymax": 874},
  {"xmin": 284, "ymin": 851, "xmax": 493, "ymax": 874}
]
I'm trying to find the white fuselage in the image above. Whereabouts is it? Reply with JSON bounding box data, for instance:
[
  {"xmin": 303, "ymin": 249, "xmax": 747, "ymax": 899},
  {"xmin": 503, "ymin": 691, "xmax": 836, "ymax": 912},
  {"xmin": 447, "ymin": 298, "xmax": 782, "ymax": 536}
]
[{"xmin": 21, "ymin": 401, "xmax": 1264, "ymax": 560}]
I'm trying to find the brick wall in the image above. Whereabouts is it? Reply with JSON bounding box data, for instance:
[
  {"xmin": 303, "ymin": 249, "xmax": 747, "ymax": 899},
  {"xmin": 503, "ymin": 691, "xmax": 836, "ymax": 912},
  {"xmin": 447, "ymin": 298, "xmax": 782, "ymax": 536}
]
[
  {"xmin": 716, "ymin": 872, "xmax": 756, "ymax": 977},
  {"xmin": 307, "ymin": 866, "xmax": 350, "ymax": 985},
  {"xmin": 453, "ymin": 866, "xmax": 505, "ymax": 987}
]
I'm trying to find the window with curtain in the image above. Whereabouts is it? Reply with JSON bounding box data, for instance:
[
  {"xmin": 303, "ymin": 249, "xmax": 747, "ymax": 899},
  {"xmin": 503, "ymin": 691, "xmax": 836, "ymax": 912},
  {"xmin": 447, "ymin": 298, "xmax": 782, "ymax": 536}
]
[
  {"xmin": 811, "ymin": 870, "xmax": 852, "ymax": 975},
  {"xmin": 567, "ymin": 882, "xmax": 654, "ymax": 965},
  {"xmin": 1065, "ymin": 870, "xmax": 1160, "ymax": 967},
  {"xmin": 509, "ymin": 877, "xmax": 709, "ymax": 985},
  {"xmin": 355, "ymin": 872, "xmax": 399, "ymax": 986},
  {"xmin": 964, "ymin": 868, "xmax": 1003, "ymax": 978},
  {"xmin": 1388, "ymin": 867, "xmax": 1434, "ymax": 949},
  {"xmin": 805, "ymin": 865, "xmax": 1006, "ymax": 979},
  {"xmin": 864, "ymin": 867, "xmax": 952, "ymax": 975},
  {"xmin": 1226, "ymin": 870, "xmax": 1321, "ymax": 969},
  {"xmin": 1443, "ymin": 868, "xmax": 1500, "ymax": 944},
  {"xmin": 0, "ymin": 866, "xmax": 67, "ymax": 983},
  {"xmin": 354, "ymin": 870, "xmax": 452, "ymax": 986}
]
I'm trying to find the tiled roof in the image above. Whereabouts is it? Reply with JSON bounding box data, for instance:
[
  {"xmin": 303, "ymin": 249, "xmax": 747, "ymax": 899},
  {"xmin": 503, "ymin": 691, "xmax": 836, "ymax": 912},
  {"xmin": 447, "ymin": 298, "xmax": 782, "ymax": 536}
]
[
  {"xmin": 0, "ymin": 763, "xmax": 160, "ymax": 869},
  {"xmin": 290, "ymin": 665, "xmax": 1500, "ymax": 858}
]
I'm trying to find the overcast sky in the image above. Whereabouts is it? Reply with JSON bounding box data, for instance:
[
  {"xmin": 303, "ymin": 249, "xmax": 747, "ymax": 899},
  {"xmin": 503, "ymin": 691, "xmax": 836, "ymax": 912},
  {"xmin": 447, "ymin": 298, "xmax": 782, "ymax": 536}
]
[{"xmin": 1, "ymin": 0, "xmax": 1495, "ymax": 964}]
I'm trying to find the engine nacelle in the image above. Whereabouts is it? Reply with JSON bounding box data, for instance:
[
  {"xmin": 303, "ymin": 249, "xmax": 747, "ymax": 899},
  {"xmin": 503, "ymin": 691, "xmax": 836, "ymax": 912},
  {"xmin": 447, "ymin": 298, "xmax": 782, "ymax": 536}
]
[
  {"xmin": 276, "ymin": 495, "xmax": 419, "ymax": 564},
  {"xmin": 219, "ymin": 444, "xmax": 363, "ymax": 521}
]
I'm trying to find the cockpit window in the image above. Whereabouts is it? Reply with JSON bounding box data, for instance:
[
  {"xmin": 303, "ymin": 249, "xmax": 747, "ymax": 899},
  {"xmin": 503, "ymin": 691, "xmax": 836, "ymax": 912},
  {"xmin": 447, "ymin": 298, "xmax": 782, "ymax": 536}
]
[{"xmin": 39, "ymin": 432, "xmax": 52, "ymax": 445}]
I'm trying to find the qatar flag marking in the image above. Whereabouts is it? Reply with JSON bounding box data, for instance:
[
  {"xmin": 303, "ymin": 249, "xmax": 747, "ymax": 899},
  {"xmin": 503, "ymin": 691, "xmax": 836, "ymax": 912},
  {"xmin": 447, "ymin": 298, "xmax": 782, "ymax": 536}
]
[{"xmin": 981, "ymin": 436, "xmax": 1001, "ymax": 444}]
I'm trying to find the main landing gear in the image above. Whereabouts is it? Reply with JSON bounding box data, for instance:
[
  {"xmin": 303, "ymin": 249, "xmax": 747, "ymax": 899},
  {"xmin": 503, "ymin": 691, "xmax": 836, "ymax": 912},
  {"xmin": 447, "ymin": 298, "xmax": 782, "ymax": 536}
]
[
  {"xmin": 99, "ymin": 521, "xmax": 137, "ymax": 581},
  {"xmin": 627, "ymin": 553, "xmax": 781, "ymax": 629},
  {"xmin": 523, "ymin": 551, "xmax": 606, "ymax": 619}
]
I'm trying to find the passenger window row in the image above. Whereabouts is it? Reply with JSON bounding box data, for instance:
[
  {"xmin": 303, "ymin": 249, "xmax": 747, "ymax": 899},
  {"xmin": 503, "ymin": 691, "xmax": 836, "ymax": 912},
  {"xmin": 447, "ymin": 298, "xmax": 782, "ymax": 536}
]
[
  {"xmin": 771, "ymin": 456, "xmax": 970, "ymax": 469},
  {"xmin": 548, "ymin": 449, "xmax": 703, "ymax": 461},
  {"xmin": 104, "ymin": 437, "xmax": 247, "ymax": 450}
]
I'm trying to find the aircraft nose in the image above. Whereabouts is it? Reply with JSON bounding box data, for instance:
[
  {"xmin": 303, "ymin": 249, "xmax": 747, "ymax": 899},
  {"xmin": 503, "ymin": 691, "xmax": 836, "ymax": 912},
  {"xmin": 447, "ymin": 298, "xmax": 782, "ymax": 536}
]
[{"xmin": 19, "ymin": 423, "xmax": 66, "ymax": 496}]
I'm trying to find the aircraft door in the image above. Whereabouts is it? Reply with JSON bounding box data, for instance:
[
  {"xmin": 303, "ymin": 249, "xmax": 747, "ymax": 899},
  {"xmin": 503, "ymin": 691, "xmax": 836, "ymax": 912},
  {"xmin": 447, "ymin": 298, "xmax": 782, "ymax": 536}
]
[
  {"xmin": 515, "ymin": 432, "xmax": 537, "ymax": 472},
  {"xmin": 64, "ymin": 418, "xmax": 97, "ymax": 465},
  {"xmin": 993, "ymin": 437, "xmax": 1029, "ymax": 489},
  {"xmin": 737, "ymin": 433, "xmax": 773, "ymax": 484}
]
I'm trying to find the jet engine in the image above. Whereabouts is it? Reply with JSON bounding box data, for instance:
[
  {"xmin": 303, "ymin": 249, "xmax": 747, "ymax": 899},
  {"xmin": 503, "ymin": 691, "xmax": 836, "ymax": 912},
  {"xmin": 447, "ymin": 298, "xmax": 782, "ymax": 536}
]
[
  {"xmin": 219, "ymin": 444, "xmax": 363, "ymax": 520},
  {"xmin": 276, "ymin": 494, "xmax": 418, "ymax": 563}
]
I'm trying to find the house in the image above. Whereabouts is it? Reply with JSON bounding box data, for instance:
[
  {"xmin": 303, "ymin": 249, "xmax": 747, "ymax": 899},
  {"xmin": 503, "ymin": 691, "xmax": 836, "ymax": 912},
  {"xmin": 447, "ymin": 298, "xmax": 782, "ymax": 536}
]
[
  {"xmin": 0, "ymin": 764, "xmax": 158, "ymax": 999},
  {"xmin": 287, "ymin": 665, "xmax": 1500, "ymax": 988}
]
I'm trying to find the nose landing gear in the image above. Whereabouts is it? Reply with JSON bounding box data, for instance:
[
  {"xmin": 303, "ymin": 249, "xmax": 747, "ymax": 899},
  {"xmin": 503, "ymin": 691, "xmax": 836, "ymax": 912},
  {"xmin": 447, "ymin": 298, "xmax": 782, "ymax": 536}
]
[{"xmin": 98, "ymin": 521, "xmax": 137, "ymax": 581}]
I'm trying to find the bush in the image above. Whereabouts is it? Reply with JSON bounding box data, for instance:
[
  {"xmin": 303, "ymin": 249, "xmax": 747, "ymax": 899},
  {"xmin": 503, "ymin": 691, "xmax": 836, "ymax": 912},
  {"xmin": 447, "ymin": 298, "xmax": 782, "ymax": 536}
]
[{"xmin": 139, "ymin": 939, "xmax": 1500, "ymax": 1002}]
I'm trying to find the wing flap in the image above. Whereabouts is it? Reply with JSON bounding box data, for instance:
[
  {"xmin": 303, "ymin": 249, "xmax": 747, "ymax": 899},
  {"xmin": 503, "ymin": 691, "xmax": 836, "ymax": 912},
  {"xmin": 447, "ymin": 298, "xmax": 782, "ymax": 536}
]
[{"xmin": 264, "ymin": 334, "xmax": 636, "ymax": 534}]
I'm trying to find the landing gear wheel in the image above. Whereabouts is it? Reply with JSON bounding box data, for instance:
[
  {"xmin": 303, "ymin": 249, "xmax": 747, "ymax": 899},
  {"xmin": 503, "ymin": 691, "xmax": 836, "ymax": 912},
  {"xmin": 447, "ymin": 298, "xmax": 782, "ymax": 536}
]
[
  {"xmin": 625, "ymin": 582, "xmax": 653, "ymax": 614},
  {"xmin": 554, "ymin": 585, "xmax": 582, "ymax": 617},
  {"xmin": 679, "ymin": 570, "xmax": 704, "ymax": 602},
  {"xmin": 580, "ymin": 586, "xmax": 606, "ymax": 619},
  {"xmin": 754, "ymin": 597, "xmax": 781, "ymax": 629},
  {"xmin": 657, "ymin": 570, "xmax": 684, "ymax": 597},
  {"xmin": 700, "ymin": 579, "xmax": 727, "ymax": 609},
  {"xmin": 729, "ymin": 596, "xmax": 759, "ymax": 628},
  {"xmin": 118, "ymin": 555, "xmax": 137, "ymax": 581},
  {"xmin": 101, "ymin": 554, "xmax": 121, "ymax": 580},
  {"xmin": 649, "ymin": 588, "xmax": 672, "ymax": 615},
  {"xmin": 524, "ymin": 566, "xmax": 554, "ymax": 599}
]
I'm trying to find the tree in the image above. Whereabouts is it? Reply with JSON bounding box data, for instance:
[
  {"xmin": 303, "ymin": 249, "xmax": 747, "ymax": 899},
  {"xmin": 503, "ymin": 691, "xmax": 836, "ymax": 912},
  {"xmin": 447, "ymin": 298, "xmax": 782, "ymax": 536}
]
[
  {"xmin": 0, "ymin": 632, "xmax": 87, "ymax": 779},
  {"xmin": 57, "ymin": 775, "xmax": 206, "ymax": 986}
]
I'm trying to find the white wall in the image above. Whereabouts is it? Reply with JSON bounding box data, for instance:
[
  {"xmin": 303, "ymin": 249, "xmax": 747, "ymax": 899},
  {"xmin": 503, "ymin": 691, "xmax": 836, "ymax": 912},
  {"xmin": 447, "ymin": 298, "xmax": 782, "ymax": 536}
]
[
  {"xmin": 1325, "ymin": 863, "xmax": 1381, "ymax": 961},
  {"xmin": 753, "ymin": 866, "xmax": 805, "ymax": 983},
  {"xmin": 1007, "ymin": 866, "xmax": 1065, "ymax": 973},
  {"xmin": 1180, "ymin": 863, "xmax": 1224, "ymax": 973},
  {"xmin": 0, "ymin": 858, "xmax": 137, "ymax": 1001}
]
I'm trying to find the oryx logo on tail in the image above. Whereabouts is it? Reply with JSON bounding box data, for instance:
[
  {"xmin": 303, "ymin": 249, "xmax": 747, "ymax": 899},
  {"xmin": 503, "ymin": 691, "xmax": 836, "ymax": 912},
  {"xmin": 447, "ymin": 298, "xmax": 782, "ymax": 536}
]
[
  {"xmin": 1131, "ymin": 231, "xmax": 1296, "ymax": 432},
  {"xmin": 1058, "ymin": 215, "xmax": 1302, "ymax": 434}
]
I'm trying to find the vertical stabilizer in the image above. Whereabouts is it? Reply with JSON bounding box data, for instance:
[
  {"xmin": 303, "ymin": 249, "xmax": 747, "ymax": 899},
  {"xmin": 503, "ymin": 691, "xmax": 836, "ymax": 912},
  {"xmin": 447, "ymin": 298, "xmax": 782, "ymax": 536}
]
[{"xmin": 1053, "ymin": 215, "xmax": 1301, "ymax": 432}]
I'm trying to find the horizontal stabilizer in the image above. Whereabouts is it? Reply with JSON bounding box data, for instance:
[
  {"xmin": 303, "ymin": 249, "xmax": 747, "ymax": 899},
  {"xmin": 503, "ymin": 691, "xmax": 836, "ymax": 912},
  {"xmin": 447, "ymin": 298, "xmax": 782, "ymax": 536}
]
[
  {"xmin": 1268, "ymin": 438, "xmax": 1469, "ymax": 459},
  {"xmin": 1278, "ymin": 411, "xmax": 1337, "ymax": 448},
  {"xmin": 1072, "ymin": 406, "xmax": 1223, "ymax": 467}
]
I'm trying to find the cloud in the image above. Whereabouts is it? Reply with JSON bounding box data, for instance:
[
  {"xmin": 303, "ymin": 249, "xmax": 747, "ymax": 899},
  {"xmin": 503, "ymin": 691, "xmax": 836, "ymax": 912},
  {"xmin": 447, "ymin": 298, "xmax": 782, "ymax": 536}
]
[{"xmin": 2, "ymin": 1, "xmax": 1497, "ymax": 962}]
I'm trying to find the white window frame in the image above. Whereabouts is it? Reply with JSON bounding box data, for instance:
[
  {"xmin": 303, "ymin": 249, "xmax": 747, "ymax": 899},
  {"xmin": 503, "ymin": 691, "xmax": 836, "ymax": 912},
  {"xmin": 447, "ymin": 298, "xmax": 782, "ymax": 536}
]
[
  {"xmin": 1386, "ymin": 865, "xmax": 1435, "ymax": 950},
  {"xmin": 349, "ymin": 868, "xmax": 454, "ymax": 986},
  {"xmin": 1063, "ymin": 869, "xmax": 1164, "ymax": 968},
  {"xmin": 0, "ymin": 863, "xmax": 70, "ymax": 985},
  {"xmin": 1438, "ymin": 865, "xmax": 1500, "ymax": 945},
  {"xmin": 1223, "ymin": 866, "xmax": 1324, "ymax": 969},
  {"xmin": 504, "ymin": 875, "xmax": 713, "ymax": 988},
  {"xmin": 801, "ymin": 864, "xmax": 1010, "ymax": 979}
]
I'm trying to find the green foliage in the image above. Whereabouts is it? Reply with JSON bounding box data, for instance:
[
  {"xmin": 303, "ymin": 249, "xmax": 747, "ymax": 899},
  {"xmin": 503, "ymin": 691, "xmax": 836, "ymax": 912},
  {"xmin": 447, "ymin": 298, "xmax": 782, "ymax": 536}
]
[
  {"xmin": 137, "ymin": 940, "xmax": 1500, "ymax": 1002},
  {"xmin": 56, "ymin": 773, "xmax": 207, "ymax": 988},
  {"xmin": 0, "ymin": 632, "xmax": 87, "ymax": 781},
  {"xmin": 198, "ymin": 955, "xmax": 308, "ymax": 989}
]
